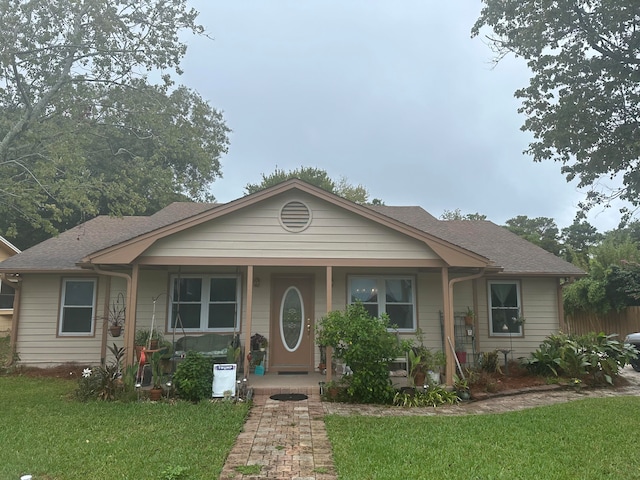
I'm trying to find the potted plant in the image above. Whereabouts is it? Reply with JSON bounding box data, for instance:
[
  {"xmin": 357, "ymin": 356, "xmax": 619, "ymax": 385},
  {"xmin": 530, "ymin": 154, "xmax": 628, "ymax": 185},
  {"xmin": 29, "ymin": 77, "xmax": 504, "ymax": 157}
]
[
  {"xmin": 464, "ymin": 306, "xmax": 474, "ymax": 326},
  {"xmin": 105, "ymin": 293, "xmax": 125, "ymax": 337},
  {"xmin": 323, "ymin": 379, "xmax": 342, "ymax": 401},
  {"xmin": 135, "ymin": 328, "xmax": 163, "ymax": 349},
  {"xmin": 149, "ymin": 351, "xmax": 164, "ymax": 401},
  {"xmin": 409, "ymin": 345, "xmax": 446, "ymax": 387},
  {"xmin": 453, "ymin": 374, "xmax": 471, "ymax": 400},
  {"xmin": 250, "ymin": 333, "xmax": 267, "ymax": 351},
  {"xmin": 408, "ymin": 348, "xmax": 427, "ymax": 387}
]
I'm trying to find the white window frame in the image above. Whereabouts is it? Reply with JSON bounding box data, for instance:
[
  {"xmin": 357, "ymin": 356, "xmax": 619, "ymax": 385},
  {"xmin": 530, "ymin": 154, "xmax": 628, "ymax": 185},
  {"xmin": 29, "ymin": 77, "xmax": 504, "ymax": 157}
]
[
  {"xmin": 58, "ymin": 278, "xmax": 97, "ymax": 336},
  {"xmin": 488, "ymin": 280, "xmax": 523, "ymax": 337},
  {"xmin": 0, "ymin": 280, "xmax": 16, "ymax": 311},
  {"xmin": 348, "ymin": 275, "xmax": 417, "ymax": 332},
  {"xmin": 168, "ymin": 274, "xmax": 241, "ymax": 332}
]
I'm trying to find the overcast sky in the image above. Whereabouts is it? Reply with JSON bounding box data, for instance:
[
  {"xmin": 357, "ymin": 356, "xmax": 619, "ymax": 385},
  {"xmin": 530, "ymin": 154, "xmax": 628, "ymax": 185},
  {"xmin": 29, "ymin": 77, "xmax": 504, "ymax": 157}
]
[{"xmin": 179, "ymin": 1, "xmax": 620, "ymax": 232}]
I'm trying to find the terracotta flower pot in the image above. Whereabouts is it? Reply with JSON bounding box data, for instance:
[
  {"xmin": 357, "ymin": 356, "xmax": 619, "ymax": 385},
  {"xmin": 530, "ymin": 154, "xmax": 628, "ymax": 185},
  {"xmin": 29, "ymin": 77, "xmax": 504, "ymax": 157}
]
[
  {"xmin": 109, "ymin": 325, "xmax": 122, "ymax": 337},
  {"xmin": 149, "ymin": 387, "xmax": 163, "ymax": 401}
]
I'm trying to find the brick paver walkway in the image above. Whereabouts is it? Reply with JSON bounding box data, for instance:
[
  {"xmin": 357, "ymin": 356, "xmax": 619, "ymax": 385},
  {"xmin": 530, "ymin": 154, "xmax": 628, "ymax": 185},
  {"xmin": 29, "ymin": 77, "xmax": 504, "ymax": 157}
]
[{"xmin": 219, "ymin": 393, "xmax": 336, "ymax": 480}]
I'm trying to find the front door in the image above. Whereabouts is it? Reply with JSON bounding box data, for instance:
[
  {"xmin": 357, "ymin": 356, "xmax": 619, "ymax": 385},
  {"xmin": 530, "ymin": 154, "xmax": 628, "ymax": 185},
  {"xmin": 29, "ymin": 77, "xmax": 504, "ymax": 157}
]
[{"xmin": 269, "ymin": 275, "xmax": 314, "ymax": 373}]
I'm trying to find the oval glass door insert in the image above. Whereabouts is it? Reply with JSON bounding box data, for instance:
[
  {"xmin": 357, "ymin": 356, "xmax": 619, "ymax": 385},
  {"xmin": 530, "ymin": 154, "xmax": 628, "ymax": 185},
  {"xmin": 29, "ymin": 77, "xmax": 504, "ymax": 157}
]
[{"xmin": 280, "ymin": 287, "xmax": 304, "ymax": 352}]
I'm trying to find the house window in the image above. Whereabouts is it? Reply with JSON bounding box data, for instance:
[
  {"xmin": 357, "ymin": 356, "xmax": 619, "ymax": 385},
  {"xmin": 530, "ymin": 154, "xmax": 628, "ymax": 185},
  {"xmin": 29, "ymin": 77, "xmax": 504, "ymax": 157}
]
[
  {"xmin": 59, "ymin": 278, "xmax": 96, "ymax": 335},
  {"xmin": 170, "ymin": 275, "xmax": 240, "ymax": 331},
  {"xmin": 349, "ymin": 276, "xmax": 416, "ymax": 330},
  {"xmin": 0, "ymin": 281, "xmax": 15, "ymax": 310},
  {"xmin": 489, "ymin": 280, "xmax": 523, "ymax": 336}
]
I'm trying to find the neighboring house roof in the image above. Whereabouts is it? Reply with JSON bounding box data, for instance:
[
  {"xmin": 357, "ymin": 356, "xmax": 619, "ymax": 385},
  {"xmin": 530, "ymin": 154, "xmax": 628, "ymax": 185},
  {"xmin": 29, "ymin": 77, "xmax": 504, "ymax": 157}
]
[
  {"xmin": 0, "ymin": 236, "xmax": 21, "ymax": 256},
  {"xmin": 0, "ymin": 180, "xmax": 584, "ymax": 277}
]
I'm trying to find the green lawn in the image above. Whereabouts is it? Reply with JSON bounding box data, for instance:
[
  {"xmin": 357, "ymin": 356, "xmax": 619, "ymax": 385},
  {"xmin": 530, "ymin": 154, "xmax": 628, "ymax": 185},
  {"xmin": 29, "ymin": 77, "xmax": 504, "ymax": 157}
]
[
  {"xmin": 325, "ymin": 396, "xmax": 640, "ymax": 479},
  {"xmin": 0, "ymin": 377, "xmax": 249, "ymax": 480}
]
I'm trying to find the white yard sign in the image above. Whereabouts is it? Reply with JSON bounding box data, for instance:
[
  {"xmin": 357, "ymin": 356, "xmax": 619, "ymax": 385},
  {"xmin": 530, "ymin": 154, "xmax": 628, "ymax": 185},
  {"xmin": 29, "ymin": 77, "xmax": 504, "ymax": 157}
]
[{"xmin": 212, "ymin": 363, "xmax": 237, "ymax": 397}]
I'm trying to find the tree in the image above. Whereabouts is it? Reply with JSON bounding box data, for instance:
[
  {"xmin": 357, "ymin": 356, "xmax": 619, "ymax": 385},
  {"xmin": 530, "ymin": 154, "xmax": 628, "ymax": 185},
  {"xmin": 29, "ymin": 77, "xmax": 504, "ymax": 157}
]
[
  {"xmin": 1, "ymin": 1, "xmax": 228, "ymax": 248},
  {"xmin": 244, "ymin": 166, "xmax": 379, "ymax": 205},
  {"xmin": 472, "ymin": 2, "xmax": 640, "ymax": 222},
  {"xmin": 563, "ymin": 235, "xmax": 640, "ymax": 314},
  {"xmin": 440, "ymin": 208, "xmax": 487, "ymax": 221},
  {"xmin": 560, "ymin": 220, "xmax": 602, "ymax": 267},
  {"xmin": 504, "ymin": 215, "xmax": 561, "ymax": 256}
]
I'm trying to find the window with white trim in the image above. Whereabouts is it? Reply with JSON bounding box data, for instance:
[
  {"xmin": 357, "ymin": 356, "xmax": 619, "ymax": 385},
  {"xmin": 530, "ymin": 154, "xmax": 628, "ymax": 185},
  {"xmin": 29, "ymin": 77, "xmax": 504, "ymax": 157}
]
[
  {"xmin": 488, "ymin": 280, "xmax": 523, "ymax": 336},
  {"xmin": 169, "ymin": 275, "xmax": 240, "ymax": 331},
  {"xmin": 348, "ymin": 276, "xmax": 416, "ymax": 330},
  {"xmin": 59, "ymin": 278, "xmax": 96, "ymax": 335},
  {"xmin": 0, "ymin": 280, "xmax": 15, "ymax": 310}
]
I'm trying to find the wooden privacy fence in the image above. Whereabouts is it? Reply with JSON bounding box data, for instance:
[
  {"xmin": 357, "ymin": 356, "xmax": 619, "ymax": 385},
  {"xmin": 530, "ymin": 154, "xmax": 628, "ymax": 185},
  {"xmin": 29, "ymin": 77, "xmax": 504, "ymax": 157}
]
[{"xmin": 565, "ymin": 306, "xmax": 640, "ymax": 339}]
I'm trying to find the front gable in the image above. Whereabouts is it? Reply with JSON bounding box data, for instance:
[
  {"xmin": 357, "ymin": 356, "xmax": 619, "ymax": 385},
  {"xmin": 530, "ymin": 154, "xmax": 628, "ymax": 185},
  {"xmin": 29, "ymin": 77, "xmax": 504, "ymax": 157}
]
[
  {"xmin": 140, "ymin": 191, "xmax": 443, "ymax": 266},
  {"xmin": 84, "ymin": 180, "xmax": 491, "ymax": 268}
]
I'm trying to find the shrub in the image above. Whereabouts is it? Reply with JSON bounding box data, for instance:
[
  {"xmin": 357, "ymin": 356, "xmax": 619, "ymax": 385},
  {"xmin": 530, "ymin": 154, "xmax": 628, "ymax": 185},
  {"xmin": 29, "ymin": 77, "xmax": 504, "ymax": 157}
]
[
  {"xmin": 75, "ymin": 344, "xmax": 131, "ymax": 401},
  {"xmin": 316, "ymin": 303, "xmax": 407, "ymax": 404},
  {"xmin": 480, "ymin": 350, "xmax": 500, "ymax": 373},
  {"xmin": 393, "ymin": 385, "xmax": 459, "ymax": 407},
  {"xmin": 523, "ymin": 332, "xmax": 637, "ymax": 385},
  {"xmin": 173, "ymin": 351, "xmax": 213, "ymax": 402}
]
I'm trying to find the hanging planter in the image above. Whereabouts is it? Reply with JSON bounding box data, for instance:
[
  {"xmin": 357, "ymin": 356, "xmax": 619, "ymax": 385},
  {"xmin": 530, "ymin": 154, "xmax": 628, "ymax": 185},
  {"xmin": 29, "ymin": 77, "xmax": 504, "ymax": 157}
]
[
  {"xmin": 105, "ymin": 293, "xmax": 126, "ymax": 338},
  {"xmin": 464, "ymin": 307, "xmax": 474, "ymax": 326},
  {"xmin": 109, "ymin": 325, "xmax": 122, "ymax": 337}
]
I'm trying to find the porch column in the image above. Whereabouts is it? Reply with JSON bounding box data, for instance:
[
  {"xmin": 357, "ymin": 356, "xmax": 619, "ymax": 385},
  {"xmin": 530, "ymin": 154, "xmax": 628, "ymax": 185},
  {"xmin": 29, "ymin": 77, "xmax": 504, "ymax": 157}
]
[
  {"xmin": 243, "ymin": 265, "xmax": 254, "ymax": 379},
  {"xmin": 325, "ymin": 266, "xmax": 333, "ymax": 382},
  {"xmin": 441, "ymin": 267, "xmax": 455, "ymax": 386},
  {"xmin": 124, "ymin": 263, "xmax": 140, "ymax": 366}
]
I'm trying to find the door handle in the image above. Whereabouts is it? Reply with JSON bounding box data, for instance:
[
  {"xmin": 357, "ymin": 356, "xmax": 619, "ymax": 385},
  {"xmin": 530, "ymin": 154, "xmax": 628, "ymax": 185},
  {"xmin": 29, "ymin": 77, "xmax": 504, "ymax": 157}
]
[{"xmin": 307, "ymin": 321, "xmax": 311, "ymax": 336}]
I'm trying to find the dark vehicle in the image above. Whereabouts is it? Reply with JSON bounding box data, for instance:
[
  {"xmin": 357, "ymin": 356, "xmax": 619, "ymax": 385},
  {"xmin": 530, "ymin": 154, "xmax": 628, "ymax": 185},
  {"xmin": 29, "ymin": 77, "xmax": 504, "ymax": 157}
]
[{"xmin": 625, "ymin": 333, "xmax": 640, "ymax": 372}]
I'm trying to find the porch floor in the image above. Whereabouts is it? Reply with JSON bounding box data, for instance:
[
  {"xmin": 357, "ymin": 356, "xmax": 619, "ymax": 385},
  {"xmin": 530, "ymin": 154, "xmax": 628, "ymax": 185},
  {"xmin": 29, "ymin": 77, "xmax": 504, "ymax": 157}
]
[{"xmin": 244, "ymin": 371, "xmax": 410, "ymax": 397}]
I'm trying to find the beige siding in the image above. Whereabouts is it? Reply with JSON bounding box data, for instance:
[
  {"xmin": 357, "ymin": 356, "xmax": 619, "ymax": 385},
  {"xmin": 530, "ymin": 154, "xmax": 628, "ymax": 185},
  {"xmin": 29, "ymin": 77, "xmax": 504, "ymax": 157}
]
[
  {"xmin": 142, "ymin": 192, "xmax": 438, "ymax": 261},
  {"xmin": 16, "ymin": 274, "xmax": 105, "ymax": 366},
  {"xmin": 477, "ymin": 278, "xmax": 559, "ymax": 358},
  {"xmin": 0, "ymin": 313, "xmax": 11, "ymax": 332},
  {"xmin": 0, "ymin": 240, "xmax": 18, "ymax": 332}
]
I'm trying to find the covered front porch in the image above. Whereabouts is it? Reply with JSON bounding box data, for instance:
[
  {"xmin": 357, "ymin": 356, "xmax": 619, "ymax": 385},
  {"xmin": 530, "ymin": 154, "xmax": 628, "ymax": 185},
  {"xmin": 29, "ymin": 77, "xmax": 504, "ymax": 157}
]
[{"xmin": 113, "ymin": 263, "xmax": 485, "ymax": 388}]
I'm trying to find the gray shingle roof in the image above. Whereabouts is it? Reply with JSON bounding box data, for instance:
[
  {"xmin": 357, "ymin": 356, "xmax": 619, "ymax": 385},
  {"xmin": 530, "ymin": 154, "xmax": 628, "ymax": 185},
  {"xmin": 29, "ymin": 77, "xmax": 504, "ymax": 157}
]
[
  {"xmin": 0, "ymin": 203, "xmax": 217, "ymax": 271},
  {"xmin": 365, "ymin": 205, "xmax": 584, "ymax": 276},
  {"xmin": 0, "ymin": 198, "xmax": 584, "ymax": 276}
]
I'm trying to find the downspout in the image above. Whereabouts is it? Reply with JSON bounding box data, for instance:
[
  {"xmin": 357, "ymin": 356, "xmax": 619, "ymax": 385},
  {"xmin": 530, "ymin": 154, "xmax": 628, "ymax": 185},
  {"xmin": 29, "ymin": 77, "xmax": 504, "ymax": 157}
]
[
  {"xmin": 91, "ymin": 266, "xmax": 133, "ymax": 365},
  {"xmin": 445, "ymin": 268, "xmax": 486, "ymax": 386},
  {"xmin": 1, "ymin": 273, "xmax": 22, "ymax": 367}
]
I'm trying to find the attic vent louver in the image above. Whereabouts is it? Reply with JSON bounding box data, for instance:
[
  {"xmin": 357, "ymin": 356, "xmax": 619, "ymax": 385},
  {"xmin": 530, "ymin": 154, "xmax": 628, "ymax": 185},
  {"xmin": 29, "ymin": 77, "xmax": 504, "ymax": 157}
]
[{"xmin": 280, "ymin": 201, "xmax": 311, "ymax": 232}]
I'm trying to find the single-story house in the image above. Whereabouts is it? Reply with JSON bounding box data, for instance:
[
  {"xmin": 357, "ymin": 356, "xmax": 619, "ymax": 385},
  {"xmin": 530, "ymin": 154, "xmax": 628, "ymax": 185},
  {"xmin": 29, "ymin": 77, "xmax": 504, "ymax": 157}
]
[
  {"xmin": 0, "ymin": 236, "xmax": 20, "ymax": 333},
  {"xmin": 0, "ymin": 179, "xmax": 585, "ymax": 385}
]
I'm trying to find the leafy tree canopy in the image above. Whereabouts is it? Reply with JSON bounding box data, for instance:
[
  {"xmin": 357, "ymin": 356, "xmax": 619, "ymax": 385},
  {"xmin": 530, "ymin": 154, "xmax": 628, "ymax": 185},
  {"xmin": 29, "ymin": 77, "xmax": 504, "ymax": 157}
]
[
  {"xmin": 473, "ymin": 1, "xmax": 640, "ymax": 223},
  {"xmin": 0, "ymin": 0, "xmax": 229, "ymax": 249},
  {"xmin": 560, "ymin": 220, "xmax": 602, "ymax": 268},
  {"xmin": 244, "ymin": 166, "xmax": 381, "ymax": 205},
  {"xmin": 563, "ymin": 235, "xmax": 640, "ymax": 314},
  {"xmin": 505, "ymin": 215, "xmax": 561, "ymax": 256},
  {"xmin": 440, "ymin": 209, "xmax": 488, "ymax": 221}
]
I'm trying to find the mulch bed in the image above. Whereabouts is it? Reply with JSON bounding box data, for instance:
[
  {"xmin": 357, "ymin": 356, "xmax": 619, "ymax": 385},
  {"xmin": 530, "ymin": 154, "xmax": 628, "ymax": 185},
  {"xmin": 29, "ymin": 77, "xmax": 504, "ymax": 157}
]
[{"xmin": 8, "ymin": 363, "xmax": 87, "ymax": 379}]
